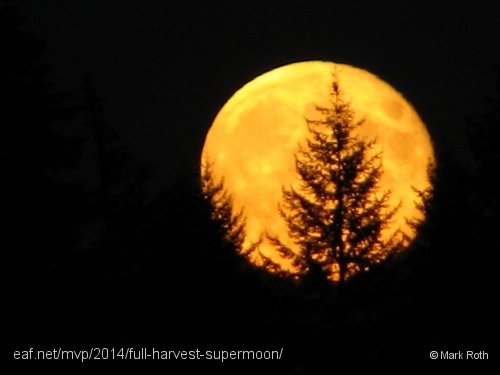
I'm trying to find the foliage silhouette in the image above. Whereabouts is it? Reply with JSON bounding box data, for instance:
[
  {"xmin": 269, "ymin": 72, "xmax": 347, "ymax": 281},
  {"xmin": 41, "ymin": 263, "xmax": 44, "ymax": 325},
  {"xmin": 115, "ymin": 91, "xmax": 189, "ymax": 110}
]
[
  {"xmin": 466, "ymin": 68, "xmax": 500, "ymax": 232},
  {"xmin": 463, "ymin": 66, "xmax": 500, "ymax": 307},
  {"xmin": 267, "ymin": 76, "xmax": 406, "ymax": 285},
  {"xmin": 1, "ymin": 2, "xmax": 81, "ymax": 246},
  {"xmin": 3, "ymin": 3, "xmax": 157, "ymax": 348},
  {"xmin": 200, "ymin": 159, "xmax": 246, "ymax": 253},
  {"xmin": 2, "ymin": 3, "xmax": 89, "ymax": 348},
  {"xmin": 77, "ymin": 75, "xmax": 154, "ymax": 263},
  {"xmin": 1, "ymin": 3, "xmax": 84, "ymax": 270}
]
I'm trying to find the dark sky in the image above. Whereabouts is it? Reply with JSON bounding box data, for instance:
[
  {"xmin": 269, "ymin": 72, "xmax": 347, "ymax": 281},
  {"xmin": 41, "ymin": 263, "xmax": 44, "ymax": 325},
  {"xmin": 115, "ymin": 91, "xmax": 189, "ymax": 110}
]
[{"xmin": 18, "ymin": 0, "xmax": 500, "ymax": 183}]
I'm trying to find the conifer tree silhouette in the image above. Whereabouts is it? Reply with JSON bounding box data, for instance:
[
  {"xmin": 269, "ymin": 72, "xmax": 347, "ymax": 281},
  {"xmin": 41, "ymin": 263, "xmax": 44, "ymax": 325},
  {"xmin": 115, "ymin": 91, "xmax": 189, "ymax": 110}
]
[
  {"xmin": 200, "ymin": 160, "xmax": 246, "ymax": 253},
  {"xmin": 269, "ymin": 75, "xmax": 404, "ymax": 284}
]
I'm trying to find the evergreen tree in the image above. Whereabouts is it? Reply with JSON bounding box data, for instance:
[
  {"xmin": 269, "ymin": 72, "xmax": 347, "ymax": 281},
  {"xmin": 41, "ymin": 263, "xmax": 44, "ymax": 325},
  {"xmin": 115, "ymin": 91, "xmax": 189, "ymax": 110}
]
[
  {"xmin": 1, "ymin": 3, "xmax": 82, "ymax": 261},
  {"xmin": 467, "ymin": 69, "xmax": 500, "ymax": 223},
  {"xmin": 271, "ymin": 76, "xmax": 404, "ymax": 284},
  {"xmin": 2, "ymin": 3, "xmax": 87, "ymax": 348},
  {"xmin": 200, "ymin": 160, "xmax": 246, "ymax": 253},
  {"xmin": 77, "ymin": 75, "xmax": 154, "ymax": 265},
  {"xmin": 464, "ymin": 68, "xmax": 500, "ymax": 286}
]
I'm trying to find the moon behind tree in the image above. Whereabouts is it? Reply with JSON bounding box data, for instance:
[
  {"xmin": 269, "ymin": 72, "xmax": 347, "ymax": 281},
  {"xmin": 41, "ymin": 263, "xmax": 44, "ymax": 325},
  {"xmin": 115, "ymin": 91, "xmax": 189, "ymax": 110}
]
[{"xmin": 202, "ymin": 61, "xmax": 434, "ymax": 269}]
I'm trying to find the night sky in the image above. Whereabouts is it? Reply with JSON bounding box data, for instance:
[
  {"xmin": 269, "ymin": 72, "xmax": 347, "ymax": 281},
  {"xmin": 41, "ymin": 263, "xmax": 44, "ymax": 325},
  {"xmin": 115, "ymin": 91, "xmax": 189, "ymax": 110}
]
[{"xmin": 18, "ymin": 0, "xmax": 500, "ymax": 182}]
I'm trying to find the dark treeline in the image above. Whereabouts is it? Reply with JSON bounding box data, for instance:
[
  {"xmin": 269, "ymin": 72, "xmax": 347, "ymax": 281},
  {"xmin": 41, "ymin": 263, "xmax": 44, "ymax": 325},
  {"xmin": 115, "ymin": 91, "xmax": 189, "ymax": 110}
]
[{"xmin": 4, "ymin": 4, "xmax": 497, "ymax": 372}]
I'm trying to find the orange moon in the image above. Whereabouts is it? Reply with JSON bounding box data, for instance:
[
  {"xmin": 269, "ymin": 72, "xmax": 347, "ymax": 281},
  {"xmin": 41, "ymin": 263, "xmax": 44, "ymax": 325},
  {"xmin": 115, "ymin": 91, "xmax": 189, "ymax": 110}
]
[{"xmin": 202, "ymin": 61, "xmax": 434, "ymax": 269}]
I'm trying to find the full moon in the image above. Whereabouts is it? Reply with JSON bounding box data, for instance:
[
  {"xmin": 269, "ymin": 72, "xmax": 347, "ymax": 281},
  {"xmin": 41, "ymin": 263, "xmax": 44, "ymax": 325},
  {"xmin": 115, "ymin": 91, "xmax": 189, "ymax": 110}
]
[{"xmin": 201, "ymin": 61, "xmax": 434, "ymax": 272}]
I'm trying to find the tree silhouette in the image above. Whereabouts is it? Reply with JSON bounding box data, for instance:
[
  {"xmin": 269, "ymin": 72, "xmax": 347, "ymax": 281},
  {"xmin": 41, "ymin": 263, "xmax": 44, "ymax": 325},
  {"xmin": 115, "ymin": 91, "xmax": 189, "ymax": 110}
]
[
  {"xmin": 76, "ymin": 75, "xmax": 155, "ymax": 274},
  {"xmin": 269, "ymin": 76, "xmax": 404, "ymax": 284},
  {"xmin": 200, "ymin": 160, "xmax": 246, "ymax": 253},
  {"xmin": 2, "ymin": 3, "xmax": 90, "ymax": 348},
  {"xmin": 1, "ymin": 2, "xmax": 83, "ymax": 264},
  {"xmin": 467, "ymin": 68, "xmax": 500, "ymax": 226},
  {"xmin": 463, "ymin": 67, "xmax": 500, "ymax": 295}
]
